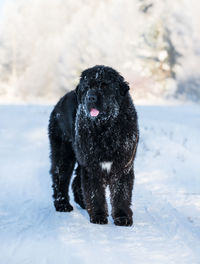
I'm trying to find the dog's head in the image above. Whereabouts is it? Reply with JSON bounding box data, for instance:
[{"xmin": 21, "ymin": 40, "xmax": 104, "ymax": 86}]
[{"xmin": 76, "ymin": 65, "xmax": 129, "ymax": 121}]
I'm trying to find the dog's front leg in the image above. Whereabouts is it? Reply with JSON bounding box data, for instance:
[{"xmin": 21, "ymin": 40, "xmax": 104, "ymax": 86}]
[
  {"xmin": 81, "ymin": 166, "xmax": 108, "ymax": 224},
  {"xmin": 110, "ymin": 167, "xmax": 134, "ymax": 226}
]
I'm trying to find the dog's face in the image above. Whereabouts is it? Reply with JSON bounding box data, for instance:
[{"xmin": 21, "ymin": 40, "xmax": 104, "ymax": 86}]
[{"xmin": 76, "ymin": 66, "xmax": 129, "ymax": 122}]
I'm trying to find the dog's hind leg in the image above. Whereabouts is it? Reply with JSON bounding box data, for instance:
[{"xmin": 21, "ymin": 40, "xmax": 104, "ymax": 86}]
[
  {"xmin": 72, "ymin": 165, "xmax": 85, "ymax": 209},
  {"xmin": 49, "ymin": 131, "xmax": 75, "ymax": 212}
]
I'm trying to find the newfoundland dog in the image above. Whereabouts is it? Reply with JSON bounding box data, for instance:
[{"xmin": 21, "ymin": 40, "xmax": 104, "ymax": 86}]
[{"xmin": 48, "ymin": 65, "xmax": 139, "ymax": 226}]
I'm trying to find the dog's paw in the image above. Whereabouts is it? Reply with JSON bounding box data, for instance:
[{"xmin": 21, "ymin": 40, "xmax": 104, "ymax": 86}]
[
  {"xmin": 90, "ymin": 215, "xmax": 108, "ymax": 225},
  {"xmin": 54, "ymin": 200, "xmax": 73, "ymax": 212},
  {"xmin": 114, "ymin": 216, "xmax": 133, "ymax": 226}
]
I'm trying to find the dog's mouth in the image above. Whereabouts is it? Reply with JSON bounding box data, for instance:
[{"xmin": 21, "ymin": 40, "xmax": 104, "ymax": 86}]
[{"xmin": 90, "ymin": 108, "xmax": 100, "ymax": 117}]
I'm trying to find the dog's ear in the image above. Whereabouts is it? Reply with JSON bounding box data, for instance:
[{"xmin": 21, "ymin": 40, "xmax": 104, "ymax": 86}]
[
  {"xmin": 119, "ymin": 81, "xmax": 130, "ymax": 96},
  {"xmin": 75, "ymin": 85, "xmax": 81, "ymax": 103}
]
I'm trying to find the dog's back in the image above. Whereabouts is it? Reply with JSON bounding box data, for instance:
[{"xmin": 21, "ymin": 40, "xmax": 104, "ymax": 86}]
[{"xmin": 49, "ymin": 90, "xmax": 77, "ymax": 141}]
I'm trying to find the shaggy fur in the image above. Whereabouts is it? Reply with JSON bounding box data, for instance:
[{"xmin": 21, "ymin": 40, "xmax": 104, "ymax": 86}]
[{"xmin": 48, "ymin": 65, "xmax": 139, "ymax": 226}]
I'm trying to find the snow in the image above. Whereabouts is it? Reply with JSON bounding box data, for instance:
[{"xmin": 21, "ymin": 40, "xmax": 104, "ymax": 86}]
[{"xmin": 0, "ymin": 104, "xmax": 200, "ymax": 263}]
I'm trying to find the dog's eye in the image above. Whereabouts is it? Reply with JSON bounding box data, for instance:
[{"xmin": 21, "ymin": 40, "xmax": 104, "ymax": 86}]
[
  {"xmin": 101, "ymin": 85, "xmax": 107, "ymax": 90},
  {"xmin": 101, "ymin": 82, "xmax": 109, "ymax": 88}
]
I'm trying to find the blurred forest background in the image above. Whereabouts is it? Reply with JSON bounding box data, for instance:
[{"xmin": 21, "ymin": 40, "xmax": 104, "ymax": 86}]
[{"xmin": 0, "ymin": 0, "xmax": 199, "ymax": 104}]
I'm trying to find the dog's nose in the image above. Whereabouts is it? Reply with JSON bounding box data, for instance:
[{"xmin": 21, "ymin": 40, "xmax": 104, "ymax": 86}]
[{"xmin": 88, "ymin": 94, "xmax": 97, "ymax": 103}]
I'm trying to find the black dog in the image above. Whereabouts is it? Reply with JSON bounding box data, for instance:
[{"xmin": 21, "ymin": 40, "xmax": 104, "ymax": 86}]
[{"xmin": 48, "ymin": 65, "xmax": 139, "ymax": 226}]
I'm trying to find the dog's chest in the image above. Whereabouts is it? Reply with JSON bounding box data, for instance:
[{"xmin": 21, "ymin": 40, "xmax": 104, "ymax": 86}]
[
  {"xmin": 75, "ymin": 117, "xmax": 121, "ymax": 164},
  {"xmin": 85, "ymin": 129, "xmax": 118, "ymax": 157}
]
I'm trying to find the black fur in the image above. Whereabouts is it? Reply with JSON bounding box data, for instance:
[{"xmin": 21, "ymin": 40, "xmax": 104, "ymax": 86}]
[{"xmin": 48, "ymin": 65, "xmax": 139, "ymax": 226}]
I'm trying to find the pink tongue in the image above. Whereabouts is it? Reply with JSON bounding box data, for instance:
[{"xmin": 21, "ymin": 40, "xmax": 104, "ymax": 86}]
[{"xmin": 90, "ymin": 108, "xmax": 99, "ymax": 117}]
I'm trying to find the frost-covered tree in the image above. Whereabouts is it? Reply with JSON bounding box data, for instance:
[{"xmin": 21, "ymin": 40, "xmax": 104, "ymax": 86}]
[{"xmin": 0, "ymin": 0, "xmax": 199, "ymax": 103}]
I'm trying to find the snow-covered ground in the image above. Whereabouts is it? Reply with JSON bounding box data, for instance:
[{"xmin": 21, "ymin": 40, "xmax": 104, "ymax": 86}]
[{"xmin": 0, "ymin": 104, "xmax": 200, "ymax": 264}]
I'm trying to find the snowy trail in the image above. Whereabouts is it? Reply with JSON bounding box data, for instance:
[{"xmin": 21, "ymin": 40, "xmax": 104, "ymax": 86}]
[{"xmin": 0, "ymin": 105, "xmax": 200, "ymax": 264}]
